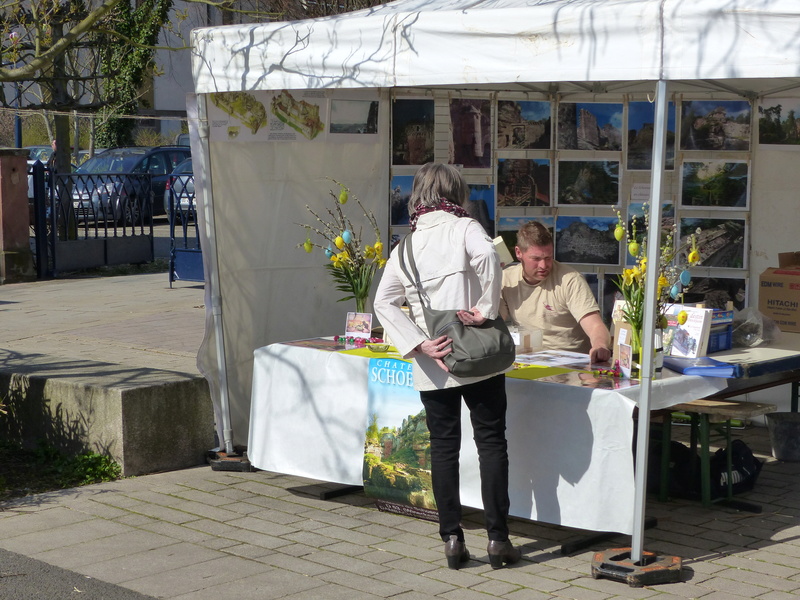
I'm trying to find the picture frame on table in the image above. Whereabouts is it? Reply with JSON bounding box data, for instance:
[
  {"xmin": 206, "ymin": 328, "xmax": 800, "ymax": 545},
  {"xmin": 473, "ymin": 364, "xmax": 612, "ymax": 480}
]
[{"xmin": 346, "ymin": 312, "xmax": 373, "ymax": 338}]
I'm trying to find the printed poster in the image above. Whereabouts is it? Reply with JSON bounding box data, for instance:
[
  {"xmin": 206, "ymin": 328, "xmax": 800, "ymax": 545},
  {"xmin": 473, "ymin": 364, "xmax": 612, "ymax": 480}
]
[
  {"xmin": 207, "ymin": 89, "xmax": 329, "ymax": 142},
  {"xmin": 363, "ymin": 358, "xmax": 438, "ymax": 520}
]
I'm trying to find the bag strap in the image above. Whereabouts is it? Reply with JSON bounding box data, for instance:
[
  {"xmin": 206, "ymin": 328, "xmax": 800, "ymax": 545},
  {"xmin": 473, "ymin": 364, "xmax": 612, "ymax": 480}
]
[{"xmin": 396, "ymin": 234, "xmax": 430, "ymax": 309}]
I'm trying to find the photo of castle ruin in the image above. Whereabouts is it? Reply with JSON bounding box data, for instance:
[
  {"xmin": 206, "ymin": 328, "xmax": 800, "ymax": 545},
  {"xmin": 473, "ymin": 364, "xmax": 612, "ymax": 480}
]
[
  {"xmin": 392, "ymin": 99, "xmax": 435, "ymax": 165},
  {"xmin": 680, "ymin": 160, "xmax": 749, "ymax": 209},
  {"xmin": 497, "ymin": 100, "xmax": 551, "ymax": 149},
  {"xmin": 680, "ymin": 100, "xmax": 751, "ymax": 151},
  {"xmin": 363, "ymin": 409, "xmax": 436, "ymax": 510},
  {"xmin": 554, "ymin": 216, "xmax": 619, "ymax": 265},
  {"xmin": 497, "ymin": 158, "xmax": 550, "ymax": 206},
  {"xmin": 625, "ymin": 202, "xmax": 675, "ymax": 266},
  {"xmin": 557, "ymin": 102, "xmax": 623, "ymax": 151},
  {"xmin": 557, "ymin": 160, "xmax": 619, "ymax": 205},
  {"xmin": 627, "ymin": 101, "xmax": 676, "ymax": 170},
  {"xmin": 449, "ymin": 98, "xmax": 492, "ymax": 168}
]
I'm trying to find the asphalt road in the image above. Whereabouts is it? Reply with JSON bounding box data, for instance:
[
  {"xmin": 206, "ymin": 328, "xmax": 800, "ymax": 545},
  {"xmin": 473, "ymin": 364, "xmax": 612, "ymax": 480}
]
[{"xmin": 0, "ymin": 548, "xmax": 158, "ymax": 600}]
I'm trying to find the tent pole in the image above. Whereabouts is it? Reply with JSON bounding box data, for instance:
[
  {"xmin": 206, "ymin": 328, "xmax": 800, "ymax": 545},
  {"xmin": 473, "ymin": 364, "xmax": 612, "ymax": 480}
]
[
  {"xmin": 631, "ymin": 79, "xmax": 669, "ymax": 562},
  {"xmin": 193, "ymin": 94, "xmax": 235, "ymax": 456}
]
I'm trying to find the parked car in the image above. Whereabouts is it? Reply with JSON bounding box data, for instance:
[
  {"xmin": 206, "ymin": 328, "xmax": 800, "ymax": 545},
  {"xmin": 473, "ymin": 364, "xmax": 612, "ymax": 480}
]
[
  {"xmin": 71, "ymin": 146, "xmax": 191, "ymax": 224},
  {"xmin": 25, "ymin": 145, "xmax": 54, "ymax": 163},
  {"xmin": 164, "ymin": 157, "xmax": 195, "ymax": 219}
]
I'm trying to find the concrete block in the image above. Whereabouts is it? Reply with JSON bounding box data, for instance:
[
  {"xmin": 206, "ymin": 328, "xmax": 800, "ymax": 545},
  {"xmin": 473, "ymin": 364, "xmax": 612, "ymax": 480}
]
[{"xmin": 0, "ymin": 353, "xmax": 215, "ymax": 476}]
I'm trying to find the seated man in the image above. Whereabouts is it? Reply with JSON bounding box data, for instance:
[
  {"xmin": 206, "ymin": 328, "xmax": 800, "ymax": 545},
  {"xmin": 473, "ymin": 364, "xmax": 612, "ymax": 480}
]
[{"xmin": 500, "ymin": 221, "xmax": 612, "ymax": 364}]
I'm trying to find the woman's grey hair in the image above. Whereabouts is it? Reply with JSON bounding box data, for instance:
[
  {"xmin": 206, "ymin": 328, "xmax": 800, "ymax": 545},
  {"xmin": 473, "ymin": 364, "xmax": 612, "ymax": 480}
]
[{"xmin": 408, "ymin": 163, "xmax": 469, "ymax": 215}]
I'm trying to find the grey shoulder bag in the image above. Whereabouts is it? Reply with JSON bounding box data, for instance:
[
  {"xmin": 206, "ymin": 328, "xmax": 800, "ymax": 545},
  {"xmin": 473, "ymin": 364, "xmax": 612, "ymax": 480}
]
[{"xmin": 397, "ymin": 234, "xmax": 515, "ymax": 378}]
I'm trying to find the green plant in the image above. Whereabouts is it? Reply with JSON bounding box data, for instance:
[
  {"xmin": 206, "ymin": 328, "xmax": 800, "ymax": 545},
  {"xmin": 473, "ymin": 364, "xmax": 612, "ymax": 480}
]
[{"xmin": 297, "ymin": 180, "xmax": 385, "ymax": 313}]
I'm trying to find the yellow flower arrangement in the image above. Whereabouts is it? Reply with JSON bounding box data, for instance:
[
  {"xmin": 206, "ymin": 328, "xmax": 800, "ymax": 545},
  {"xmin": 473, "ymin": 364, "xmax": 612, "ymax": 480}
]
[
  {"xmin": 614, "ymin": 204, "xmax": 702, "ymax": 353},
  {"xmin": 297, "ymin": 180, "xmax": 386, "ymax": 313}
]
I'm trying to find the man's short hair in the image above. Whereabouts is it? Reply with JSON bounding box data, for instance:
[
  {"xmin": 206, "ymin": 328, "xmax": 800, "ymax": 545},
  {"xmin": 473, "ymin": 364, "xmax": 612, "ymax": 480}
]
[{"xmin": 516, "ymin": 221, "xmax": 553, "ymax": 250}]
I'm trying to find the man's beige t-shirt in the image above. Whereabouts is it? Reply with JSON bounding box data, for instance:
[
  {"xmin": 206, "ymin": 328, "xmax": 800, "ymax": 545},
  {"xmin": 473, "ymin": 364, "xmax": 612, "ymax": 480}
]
[{"xmin": 500, "ymin": 261, "xmax": 599, "ymax": 353}]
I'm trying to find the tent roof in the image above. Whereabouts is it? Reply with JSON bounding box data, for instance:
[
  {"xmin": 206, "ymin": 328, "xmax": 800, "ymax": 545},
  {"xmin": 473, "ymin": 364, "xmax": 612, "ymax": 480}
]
[{"xmin": 191, "ymin": 0, "xmax": 800, "ymax": 96}]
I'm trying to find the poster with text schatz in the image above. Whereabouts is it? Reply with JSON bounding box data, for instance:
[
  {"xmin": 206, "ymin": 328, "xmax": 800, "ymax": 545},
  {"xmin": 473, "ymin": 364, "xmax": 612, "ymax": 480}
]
[{"xmin": 207, "ymin": 90, "xmax": 330, "ymax": 143}]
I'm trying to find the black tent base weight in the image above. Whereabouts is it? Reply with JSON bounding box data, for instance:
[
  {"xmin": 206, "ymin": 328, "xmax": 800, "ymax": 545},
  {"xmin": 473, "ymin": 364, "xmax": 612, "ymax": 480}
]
[
  {"xmin": 207, "ymin": 447, "xmax": 255, "ymax": 472},
  {"xmin": 591, "ymin": 548, "xmax": 682, "ymax": 587}
]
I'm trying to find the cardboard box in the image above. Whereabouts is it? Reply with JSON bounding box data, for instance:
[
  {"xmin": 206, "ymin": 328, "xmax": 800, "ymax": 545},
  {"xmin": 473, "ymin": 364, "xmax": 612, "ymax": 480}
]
[{"xmin": 759, "ymin": 252, "xmax": 800, "ymax": 333}]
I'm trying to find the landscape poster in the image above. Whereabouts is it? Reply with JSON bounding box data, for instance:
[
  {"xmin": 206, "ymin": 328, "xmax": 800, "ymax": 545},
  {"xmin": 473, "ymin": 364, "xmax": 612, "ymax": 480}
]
[
  {"xmin": 679, "ymin": 217, "xmax": 747, "ymax": 269},
  {"xmin": 449, "ymin": 98, "xmax": 492, "ymax": 168},
  {"xmin": 557, "ymin": 160, "xmax": 620, "ymax": 205},
  {"xmin": 680, "ymin": 100, "xmax": 751, "ymax": 151},
  {"xmin": 557, "ymin": 102, "xmax": 623, "ymax": 151},
  {"xmin": 758, "ymin": 97, "xmax": 800, "ymax": 145},
  {"xmin": 554, "ymin": 216, "xmax": 619, "ymax": 265},
  {"xmin": 363, "ymin": 358, "xmax": 438, "ymax": 520},
  {"xmin": 497, "ymin": 158, "xmax": 551, "ymax": 206},
  {"xmin": 497, "ymin": 100, "xmax": 552, "ymax": 150},
  {"xmin": 680, "ymin": 160, "xmax": 749, "ymax": 209},
  {"xmin": 392, "ymin": 99, "xmax": 434, "ymax": 165},
  {"xmin": 627, "ymin": 101, "xmax": 676, "ymax": 170}
]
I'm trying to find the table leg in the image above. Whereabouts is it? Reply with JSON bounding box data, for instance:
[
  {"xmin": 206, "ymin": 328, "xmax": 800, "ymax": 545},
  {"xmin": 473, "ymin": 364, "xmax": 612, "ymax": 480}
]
[
  {"xmin": 698, "ymin": 415, "xmax": 712, "ymax": 508},
  {"xmin": 659, "ymin": 416, "xmax": 671, "ymax": 502}
]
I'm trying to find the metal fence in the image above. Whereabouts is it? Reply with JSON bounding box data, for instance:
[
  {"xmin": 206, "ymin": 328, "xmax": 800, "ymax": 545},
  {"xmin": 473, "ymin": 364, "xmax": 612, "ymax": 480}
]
[
  {"xmin": 29, "ymin": 162, "xmax": 154, "ymax": 277},
  {"xmin": 167, "ymin": 174, "xmax": 204, "ymax": 286}
]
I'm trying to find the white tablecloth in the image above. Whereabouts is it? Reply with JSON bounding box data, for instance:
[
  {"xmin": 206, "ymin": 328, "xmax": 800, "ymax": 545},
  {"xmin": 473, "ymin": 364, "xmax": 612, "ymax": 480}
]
[{"xmin": 248, "ymin": 343, "xmax": 728, "ymax": 534}]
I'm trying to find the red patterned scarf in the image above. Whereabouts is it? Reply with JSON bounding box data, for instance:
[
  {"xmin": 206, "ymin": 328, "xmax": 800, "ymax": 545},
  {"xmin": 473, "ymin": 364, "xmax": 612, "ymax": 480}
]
[{"xmin": 409, "ymin": 198, "xmax": 470, "ymax": 231}]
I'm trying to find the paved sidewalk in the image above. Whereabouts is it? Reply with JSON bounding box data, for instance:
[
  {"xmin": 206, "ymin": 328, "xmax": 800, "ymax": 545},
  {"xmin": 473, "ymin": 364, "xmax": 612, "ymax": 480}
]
[{"xmin": 2, "ymin": 274, "xmax": 800, "ymax": 599}]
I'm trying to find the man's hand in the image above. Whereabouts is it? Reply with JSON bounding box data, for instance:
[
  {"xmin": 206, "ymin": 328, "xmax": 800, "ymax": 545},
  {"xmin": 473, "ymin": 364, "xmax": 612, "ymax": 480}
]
[{"xmin": 589, "ymin": 345, "xmax": 612, "ymax": 365}]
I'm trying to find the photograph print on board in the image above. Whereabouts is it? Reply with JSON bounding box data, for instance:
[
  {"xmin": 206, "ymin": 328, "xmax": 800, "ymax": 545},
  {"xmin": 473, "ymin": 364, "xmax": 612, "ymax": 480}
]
[
  {"xmin": 390, "ymin": 175, "xmax": 414, "ymax": 226},
  {"xmin": 625, "ymin": 201, "xmax": 675, "ymax": 266},
  {"xmin": 466, "ymin": 184, "xmax": 496, "ymax": 237},
  {"xmin": 497, "ymin": 158, "xmax": 551, "ymax": 206},
  {"xmin": 679, "ymin": 217, "xmax": 747, "ymax": 269},
  {"xmin": 758, "ymin": 97, "xmax": 800, "ymax": 145},
  {"xmin": 557, "ymin": 160, "xmax": 620, "ymax": 205},
  {"xmin": 554, "ymin": 216, "xmax": 619, "ymax": 265},
  {"xmin": 449, "ymin": 98, "xmax": 492, "ymax": 168},
  {"xmin": 329, "ymin": 99, "xmax": 379, "ymax": 134},
  {"xmin": 392, "ymin": 99, "xmax": 434, "ymax": 165},
  {"xmin": 680, "ymin": 160, "xmax": 749, "ymax": 209},
  {"xmin": 627, "ymin": 101, "xmax": 676, "ymax": 170},
  {"xmin": 557, "ymin": 102, "xmax": 623, "ymax": 151},
  {"xmin": 496, "ymin": 215, "xmax": 555, "ymax": 261},
  {"xmin": 681, "ymin": 276, "xmax": 747, "ymax": 311},
  {"xmin": 497, "ymin": 100, "xmax": 552, "ymax": 150},
  {"xmin": 680, "ymin": 100, "xmax": 751, "ymax": 151}
]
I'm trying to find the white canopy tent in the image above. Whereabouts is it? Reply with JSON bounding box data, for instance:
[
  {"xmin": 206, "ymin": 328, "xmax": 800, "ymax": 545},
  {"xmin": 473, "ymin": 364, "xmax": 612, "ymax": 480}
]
[{"xmin": 189, "ymin": 0, "xmax": 800, "ymax": 560}]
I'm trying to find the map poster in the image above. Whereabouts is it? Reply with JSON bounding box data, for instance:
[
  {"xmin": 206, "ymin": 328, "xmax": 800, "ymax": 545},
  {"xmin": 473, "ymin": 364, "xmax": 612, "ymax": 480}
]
[
  {"xmin": 206, "ymin": 89, "xmax": 329, "ymax": 143},
  {"xmin": 363, "ymin": 358, "xmax": 438, "ymax": 521}
]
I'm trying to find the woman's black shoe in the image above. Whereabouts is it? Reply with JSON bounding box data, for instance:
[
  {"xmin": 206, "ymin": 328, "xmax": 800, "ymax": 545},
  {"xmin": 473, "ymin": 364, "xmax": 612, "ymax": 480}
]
[
  {"xmin": 444, "ymin": 535, "xmax": 470, "ymax": 570},
  {"xmin": 486, "ymin": 540, "xmax": 521, "ymax": 569}
]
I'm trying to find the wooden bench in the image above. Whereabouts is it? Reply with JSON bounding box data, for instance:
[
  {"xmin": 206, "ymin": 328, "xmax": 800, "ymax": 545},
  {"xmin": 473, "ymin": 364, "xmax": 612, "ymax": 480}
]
[{"xmin": 654, "ymin": 399, "xmax": 776, "ymax": 511}]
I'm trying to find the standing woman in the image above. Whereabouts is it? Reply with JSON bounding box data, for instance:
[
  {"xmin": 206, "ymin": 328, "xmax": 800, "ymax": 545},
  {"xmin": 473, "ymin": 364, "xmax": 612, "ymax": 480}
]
[{"xmin": 374, "ymin": 163, "xmax": 520, "ymax": 570}]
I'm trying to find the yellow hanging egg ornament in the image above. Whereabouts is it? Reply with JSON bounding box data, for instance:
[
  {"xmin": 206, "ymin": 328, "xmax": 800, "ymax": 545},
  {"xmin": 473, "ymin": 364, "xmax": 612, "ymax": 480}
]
[
  {"xmin": 303, "ymin": 239, "xmax": 313, "ymax": 253},
  {"xmin": 338, "ymin": 187, "xmax": 349, "ymax": 205},
  {"xmin": 628, "ymin": 241, "xmax": 640, "ymax": 257},
  {"xmin": 334, "ymin": 236, "xmax": 345, "ymax": 249},
  {"xmin": 614, "ymin": 225, "xmax": 625, "ymax": 241}
]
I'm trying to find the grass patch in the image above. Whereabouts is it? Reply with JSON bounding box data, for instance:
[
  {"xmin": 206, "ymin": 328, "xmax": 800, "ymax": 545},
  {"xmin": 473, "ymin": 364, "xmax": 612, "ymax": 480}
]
[{"xmin": 0, "ymin": 440, "xmax": 123, "ymax": 502}]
